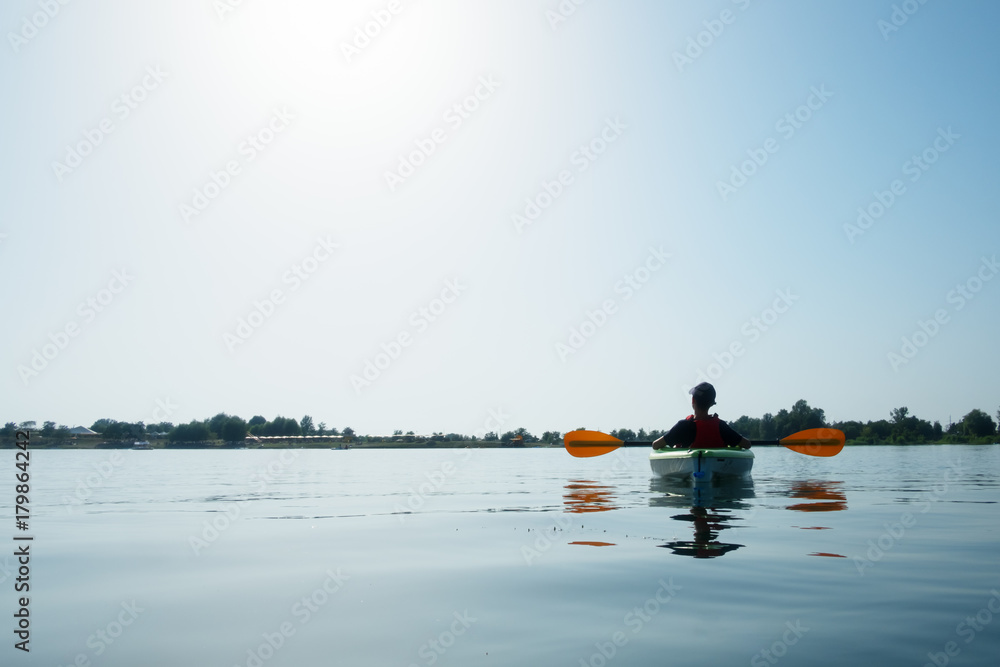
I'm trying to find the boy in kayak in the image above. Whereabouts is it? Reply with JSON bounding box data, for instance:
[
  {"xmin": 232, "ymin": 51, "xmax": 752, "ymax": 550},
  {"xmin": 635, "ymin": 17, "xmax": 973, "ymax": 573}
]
[{"xmin": 652, "ymin": 382, "xmax": 751, "ymax": 450}]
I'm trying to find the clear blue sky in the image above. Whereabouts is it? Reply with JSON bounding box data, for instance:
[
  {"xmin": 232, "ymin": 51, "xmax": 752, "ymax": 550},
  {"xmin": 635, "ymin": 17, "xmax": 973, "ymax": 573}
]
[{"xmin": 2, "ymin": 0, "xmax": 998, "ymax": 435}]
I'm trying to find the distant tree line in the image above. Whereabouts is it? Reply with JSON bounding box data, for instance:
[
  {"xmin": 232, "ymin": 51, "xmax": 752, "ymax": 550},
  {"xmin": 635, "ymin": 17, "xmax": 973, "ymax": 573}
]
[
  {"xmin": 729, "ymin": 400, "xmax": 998, "ymax": 444},
  {"xmin": 605, "ymin": 400, "xmax": 999, "ymax": 445},
  {"xmin": 2, "ymin": 401, "xmax": 998, "ymax": 445},
  {"xmin": 0, "ymin": 421, "xmax": 73, "ymax": 441}
]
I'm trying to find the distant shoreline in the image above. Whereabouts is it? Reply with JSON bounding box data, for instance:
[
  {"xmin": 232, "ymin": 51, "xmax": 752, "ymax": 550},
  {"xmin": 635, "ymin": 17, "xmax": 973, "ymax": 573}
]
[
  {"xmin": 1, "ymin": 439, "xmax": 996, "ymax": 450},
  {"xmin": 0, "ymin": 438, "xmax": 546, "ymax": 450}
]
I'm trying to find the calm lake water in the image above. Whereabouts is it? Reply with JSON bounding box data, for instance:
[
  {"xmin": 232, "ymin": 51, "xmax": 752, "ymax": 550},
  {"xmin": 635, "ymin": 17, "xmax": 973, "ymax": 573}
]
[{"xmin": 5, "ymin": 445, "xmax": 1000, "ymax": 666}]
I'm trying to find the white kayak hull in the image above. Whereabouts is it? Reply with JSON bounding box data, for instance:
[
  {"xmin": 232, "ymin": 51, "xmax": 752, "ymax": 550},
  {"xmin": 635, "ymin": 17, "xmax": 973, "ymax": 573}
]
[{"xmin": 649, "ymin": 448, "xmax": 754, "ymax": 482}]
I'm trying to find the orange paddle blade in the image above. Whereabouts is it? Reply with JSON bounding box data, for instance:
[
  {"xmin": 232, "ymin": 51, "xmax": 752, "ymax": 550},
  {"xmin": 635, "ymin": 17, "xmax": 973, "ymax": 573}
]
[
  {"xmin": 564, "ymin": 430, "xmax": 624, "ymax": 458},
  {"xmin": 778, "ymin": 428, "xmax": 845, "ymax": 457}
]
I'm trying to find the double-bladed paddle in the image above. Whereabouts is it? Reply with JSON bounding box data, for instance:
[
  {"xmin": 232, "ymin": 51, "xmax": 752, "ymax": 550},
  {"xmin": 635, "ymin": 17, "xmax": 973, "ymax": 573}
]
[{"xmin": 564, "ymin": 428, "xmax": 845, "ymax": 458}]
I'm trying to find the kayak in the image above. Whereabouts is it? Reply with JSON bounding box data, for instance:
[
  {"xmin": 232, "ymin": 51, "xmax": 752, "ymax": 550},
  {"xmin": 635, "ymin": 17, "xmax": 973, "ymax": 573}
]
[{"xmin": 649, "ymin": 447, "xmax": 754, "ymax": 482}]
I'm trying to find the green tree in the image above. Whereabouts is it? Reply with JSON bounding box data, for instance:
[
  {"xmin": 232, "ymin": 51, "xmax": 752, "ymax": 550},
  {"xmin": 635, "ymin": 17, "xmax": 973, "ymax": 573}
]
[
  {"xmin": 1, "ymin": 423, "xmax": 16, "ymax": 439},
  {"xmin": 318, "ymin": 423, "xmax": 328, "ymax": 436},
  {"xmin": 730, "ymin": 416, "xmax": 761, "ymax": 440},
  {"xmin": 18, "ymin": 421, "xmax": 36, "ymax": 431},
  {"xmin": 248, "ymin": 415, "xmax": 267, "ymax": 427},
  {"xmin": 259, "ymin": 417, "xmax": 301, "ymax": 437},
  {"xmin": 149, "ymin": 422, "xmax": 174, "ymax": 434},
  {"xmin": 41, "ymin": 421, "xmax": 56, "ymax": 437},
  {"xmin": 960, "ymin": 409, "xmax": 997, "ymax": 438},
  {"xmin": 169, "ymin": 421, "xmax": 212, "ymax": 442},
  {"xmin": 209, "ymin": 413, "xmax": 234, "ymax": 439},
  {"xmin": 861, "ymin": 420, "xmax": 892, "ymax": 443},
  {"xmin": 102, "ymin": 420, "xmax": 124, "ymax": 439},
  {"xmin": 834, "ymin": 420, "xmax": 862, "ymax": 442},
  {"xmin": 789, "ymin": 399, "xmax": 826, "ymax": 431},
  {"xmin": 759, "ymin": 413, "xmax": 777, "ymax": 440},
  {"xmin": 890, "ymin": 407, "xmax": 910, "ymax": 424},
  {"xmin": 514, "ymin": 427, "xmax": 538, "ymax": 443},
  {"xmin": 102, "ymin": 421, "xmax": 145, "ymax": 440},
  {"xmin": 300, "ymin": 415, "xmax": 315, "ymax": 435},
  {"xmin": 221, "ymin": 417, "xmax": 248, "ymax": 442},
  {"xmin": 53, "ymin": 426, "xmax": 71, "ymax": 442},
  {"xmin": 90, "ymin": 419, "xmax": 113, "ymax": 433}
]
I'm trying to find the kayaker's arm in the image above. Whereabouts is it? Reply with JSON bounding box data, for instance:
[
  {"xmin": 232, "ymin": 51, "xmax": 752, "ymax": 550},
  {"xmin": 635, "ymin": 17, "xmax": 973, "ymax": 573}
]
[{"xmin": 653, "ymin": 420, "xmax": 693, "ymax": 449}]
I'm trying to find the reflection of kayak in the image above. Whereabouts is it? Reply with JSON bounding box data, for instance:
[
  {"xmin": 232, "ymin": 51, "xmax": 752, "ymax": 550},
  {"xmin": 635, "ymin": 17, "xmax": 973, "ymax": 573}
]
[{"xmin": 649, "ymin": 448, "xmax": 753, "ymax": 482}]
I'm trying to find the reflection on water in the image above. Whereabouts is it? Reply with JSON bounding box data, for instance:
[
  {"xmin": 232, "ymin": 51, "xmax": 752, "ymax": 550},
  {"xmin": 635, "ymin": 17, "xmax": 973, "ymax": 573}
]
[
  {"xmin": 650, "ymin": 478, "xmax": 755, "ymax": 559},
  {"xmin": 563, "ymin": 480, "xmax": 620, "ymax": 513},
  {"xmin": 781, "ymin": 479, "xmax": 848, "ymax": 558},
  {"xmin": 783, "ymin": 479, "xmax": 848, "ymax": 513}
]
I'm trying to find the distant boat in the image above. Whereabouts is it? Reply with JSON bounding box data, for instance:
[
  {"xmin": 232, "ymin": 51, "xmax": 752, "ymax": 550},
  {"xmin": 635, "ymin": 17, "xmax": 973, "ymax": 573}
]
[{"xmin": 132, "ymin": 441, "xmax": 152, "ymax": 450}]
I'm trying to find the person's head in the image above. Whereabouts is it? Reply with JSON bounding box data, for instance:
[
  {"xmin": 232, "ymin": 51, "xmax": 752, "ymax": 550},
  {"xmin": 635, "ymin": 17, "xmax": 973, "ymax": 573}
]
[{"xmin": 689, "ymin": 382, "xmax": 717, "ymax": 411}]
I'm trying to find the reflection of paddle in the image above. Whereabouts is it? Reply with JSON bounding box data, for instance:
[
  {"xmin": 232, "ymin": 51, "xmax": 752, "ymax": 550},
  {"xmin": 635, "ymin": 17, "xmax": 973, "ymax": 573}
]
[
  {"xmin": 563, "ymin": 480, "xmax": 619, "ymax": 514},
  {"xmin": 564, "ymin": 428, "xmax": 845, "ymax": 458}
]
